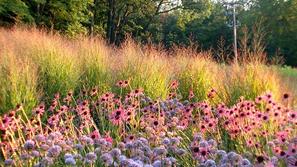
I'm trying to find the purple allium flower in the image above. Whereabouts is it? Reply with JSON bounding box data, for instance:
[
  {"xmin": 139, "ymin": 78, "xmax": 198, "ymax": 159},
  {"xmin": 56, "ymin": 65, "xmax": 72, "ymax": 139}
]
[
  {"xmin": 119, "ymin": 155, "xmax": 127, "ymax": 162},
  {"xmin": 141, "ymin": 156, "xmax": 150, "ymax": 164},
  {"xmin": 40, "ymin": 144, "xmax": 49, "ymax": 151},
  {"xmin": 176, "ymin": 148, "xmax": 186, "ymax": 156},
  {"xmin": 81, "ymin": 135, "xmax": 94, "ymax": 145},
  {"xmin": 40, "ymin": 156, "xmax": 54, "ymax": 166},
  {"xmin": 230, "ymin": 154, "xmax": 242, "ymax": 165},
  {"xmin": 170, "ymin": 137, "xmax": 180, "ymax": 146},
  {"xmin": 66, "ymin": 140, "xmax": 73, "ymax": 146},
  {"xmin": 110, "ymin": 148, "xmax": 121, "ymax": 157},
  {"xmin": 47, "ymin": 145, "xmax": 62, "ymax": 157},
  {"xmin": 117, "ymin": 142, "xmax": 126, "ymax": 150},
  {"xmin": 242, "ymin": 158, "xmax": 251, "ymax": 166},
  {"xmin": 138, "ymin": 137, "xmax": 149, "ymax": 145},
  {"xmin": 193, "ymin": 133, "xmax": 203, "ymax": 141},
  {"xmin": 64, "ymin": 153, "xmax": 73, "ymax": 159},
  {"xmin": 163, "ymin": 158, "xmax": 172, "ymax": 166},
  {"xmin": 204, "ymin": 159, "xmax": 216, "ymax": 167},
  {"xmin": 162, "ymin": 138, "xmax": 171, "ymax": 145},
  {"xmin": 227, "ymin": 151, "xmax": 237, "ymax": 159},
  {"xmin": 271, "ymin": 156, "xmax": 278, "ymax": 164},
  {"xmin": 96, "ymin": 138, "xmax": 107, "ymax": 146},
  {"xmin": 46, "ymin": 139, "xmax": 53, "ymax": 146},
  {"xmin": 152, "ymin": 160, "xmax": 162, "ymax": 167},
  {"xmin": 86, "ymin": 152, "xmax": 97, "ymax": 162},
  {"xmin": 65, "ymin": 157, "xmax": 76, "ymax": 166},
  {"xmin": 74, "ymin": 143, "xmax": 84, "ymax": 151},
  {"xmin": 220, "ymin": 163, "xmax": 232, "ymax": 167},
  {"xmin": 134, "ymin": 160, "xmax": 144, "ymax": 166},
  {"xmin": 24, "ymin": 140, "xmax": 35, "ymax": 150},
  {"xmin": 35, "ymin": 134, "xmax": 46, "ymax": 143},
  {"xmin": 134, "ymin": 140, "xmax": 144, "ymax": 148},
  {"xmin": 20, "ymin": 153, "xmax": 31, "ymax": 160},
  {"xmin": 216, "ymin": 150, "xmax": 227, "ymax": 157},
  {"xmin": 207, "ymin": 139, "xmax": 216, "ymax": 147},
  {"xmin": 74, "ymin": 154, "xmax": 83, "ymax": 160},
  {"xmin": 100, "ymin": 153, "xmax": 113, "ymax": 165},
  {"xmin": 31, "ymin": 150, "xmax": 40, "ymax": 157},
  {"xmin": 125, "ymin": 142, "xmax": 134, "ymax": 150},
  {"xmin": 153, "ymin": 146, "xmax": 167, "ymax": 156},
  {"xmin": 4, "ymin": 159, "xmax": 14, "ymax": 166},
  {"xmin": 199, "ymin": 141, "xmax": 209, "ymax": 148}
]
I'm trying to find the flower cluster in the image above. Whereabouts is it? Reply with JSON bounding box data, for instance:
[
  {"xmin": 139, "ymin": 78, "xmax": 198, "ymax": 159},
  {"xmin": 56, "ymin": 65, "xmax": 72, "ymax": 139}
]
[{"xmin": 0, "ymin": 82, "xmax": 296, "ymax": 166}]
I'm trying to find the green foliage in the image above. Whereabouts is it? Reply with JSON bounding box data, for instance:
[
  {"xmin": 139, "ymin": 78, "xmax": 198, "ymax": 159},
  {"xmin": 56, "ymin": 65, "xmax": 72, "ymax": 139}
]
[
  {"xmin": 0, "ymin": 0, "xmax": 33, "ymax": 25},
  {"xmin": 241, "ymin": 0, "xmax": 297, "ymax": 66}
]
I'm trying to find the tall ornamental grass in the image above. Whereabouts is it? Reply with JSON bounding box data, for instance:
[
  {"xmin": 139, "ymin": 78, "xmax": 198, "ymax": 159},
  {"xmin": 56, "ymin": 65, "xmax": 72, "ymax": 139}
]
[{"xmin": 0, "ymin": 28, "xmax": 295, "ymax": 114}]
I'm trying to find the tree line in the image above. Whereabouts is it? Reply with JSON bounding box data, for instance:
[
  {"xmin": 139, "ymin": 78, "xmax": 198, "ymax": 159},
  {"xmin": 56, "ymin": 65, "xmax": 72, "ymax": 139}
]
[{"xmin": 0, "ymin": 0, "xmax": 297, "ymax": 66}]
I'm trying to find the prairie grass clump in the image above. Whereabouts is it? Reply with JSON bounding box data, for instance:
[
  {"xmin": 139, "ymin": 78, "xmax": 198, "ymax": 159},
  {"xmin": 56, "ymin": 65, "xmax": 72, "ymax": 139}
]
[
  {"xmin": 77, "ymin": 38, "xmax": 113, "ymax": 94},
  {"xmin": 173, "ymin": 49, "xmax": 219, "ymax": 103},
  {"xmin": 220, "ymin": 63, "xmax": 281, "ymax": 105},
  {"xmin": 0, "ymin": 51, "xmax": 39, "ymax": 115},
  {"xmin": 113, "ymin": 41, "xmax": 171, "ymax": 99},
  {"xmin": 0, "ymin": 28, "xmax": 295, "ymax": 113}
]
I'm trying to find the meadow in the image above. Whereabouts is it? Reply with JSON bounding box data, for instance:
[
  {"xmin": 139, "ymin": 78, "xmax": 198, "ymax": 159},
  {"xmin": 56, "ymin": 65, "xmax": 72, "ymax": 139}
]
[{"xmin": 0, "ymin": 28, "xmax": 297, "ymax": 166}]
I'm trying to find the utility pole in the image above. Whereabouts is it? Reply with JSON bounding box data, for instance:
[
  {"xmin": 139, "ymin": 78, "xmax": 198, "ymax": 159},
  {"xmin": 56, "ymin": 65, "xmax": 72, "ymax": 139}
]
[
  {"xmin": 232, "ymin": 2, "xmax": 238, "ymax": 64},
  {"xmin": 223, "ymin": 0, "xmax": 241, "ymax": 64}
]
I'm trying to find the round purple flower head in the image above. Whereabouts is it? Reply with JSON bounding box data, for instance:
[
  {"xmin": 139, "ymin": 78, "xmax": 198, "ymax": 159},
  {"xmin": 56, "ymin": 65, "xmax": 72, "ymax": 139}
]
[
  {"xmin": 4, "ymin": 159, "xmax": 14, "ymax": 166},
  {"xmin": 86, "ymin": 152, "xmax": 97, "ymax": 162},
  {"xmin": 24, "ymin": 140, "xmax": 35, "ymax": 150},
  {"xmin": 65, "ymin": 157, "xmax": 76, "ymax": 166},
  {"xmin": 47, "ymin": 145, "xmax": 62, "ymax": 157}
]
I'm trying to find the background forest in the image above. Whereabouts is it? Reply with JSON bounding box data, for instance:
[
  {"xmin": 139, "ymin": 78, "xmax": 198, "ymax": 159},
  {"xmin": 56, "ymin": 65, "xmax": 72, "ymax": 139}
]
[{"xmin": 1, "ymin": 0, "xmax": 297, "ymax": 66}]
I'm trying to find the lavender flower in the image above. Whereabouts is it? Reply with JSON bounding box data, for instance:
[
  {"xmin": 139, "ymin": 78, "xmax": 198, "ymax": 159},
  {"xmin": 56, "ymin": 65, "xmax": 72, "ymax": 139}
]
[
  {"xmin": 24, "ymin": 140, "xmax": 35, "ymax": 150},
  {"xmin": 4, "ymin": 159, "xmax": 14, "ymax": 166},
  {"xmin": 152, "ymin": 160, "xmax": 162, "ymax": 167},
  {"xmin": 65, "ymin": 157, "xmax": 76, "ymax": 166},
  {"xmin": 86, "ymin": 152, "xmax": 97, "ymax": 162},
  {"xmin": 47, "ymin": 145, "xmax": 62, "ymax": 157},
  {"xmin": 110, "ymin": 148, "xmax": 121, "ymax": 157},
  {"xmin": 100, "ymin": 153, "xmax": 113, "ymax": 165},
  {"xmin": 31, "ymin": 150, "xmax": 40, "ymax": 157},
  {"xmin": 162, "ymin": 138, "xmax": 171, "ymax": 145}
]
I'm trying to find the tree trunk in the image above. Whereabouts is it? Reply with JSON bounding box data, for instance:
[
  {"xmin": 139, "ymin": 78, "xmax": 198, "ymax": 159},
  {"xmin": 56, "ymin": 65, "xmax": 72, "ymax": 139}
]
[{"xmin": 107, "ymin": 0, "xmax": 116, "ymax": 43}]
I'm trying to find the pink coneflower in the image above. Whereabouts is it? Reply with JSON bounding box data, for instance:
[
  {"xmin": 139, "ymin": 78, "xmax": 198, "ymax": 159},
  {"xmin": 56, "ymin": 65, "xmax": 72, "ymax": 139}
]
[
  {"xmin": 288, "ymin": 112, "xmax": 297, "ymax": 122},
  {"xmin": 283, "ymin": 93, "xmax": 290, "ymax": 99},
  {"xmin": 125, "ymin": 134, "xmax": 135, "ymax": 142},
  {"xmin": 287, "ymin": 144, "xmax": 297, "ymax": 156},
  {"xmin": 110, "ymin": 109, "xmax": 125, "ymax": 125},
  {"xmin": 246, "ymin": 140, "xmax": 254, "ymax": 147},
  {"xmin": 90, "ymin": 130, "xmax": 100, "ymax": 139},
  {"xmin": 132, "ymin": 88, "xmax": 144, "ymax": 96},
  {"xmin": 116, "ymin": 80, "xmax": 129, "ymax": 88},
  {"xmin": 207, "ymin": 88, "xmax": 216, "ymax": 99},
  {"xmin": 7, "ymin": 111, "xmax": 15, "ymax": 118},
  {"xmin": 90, "ymin": 87, "xmax": 98, "ymax": 96},
  {"xmin": 276, "ymin": 131, "xmax": 289, "ymax": 144},
  {"xmin": 255, "ymin": 96, "xmax": 263, "ymax": 104},
  {"xmin": 104, "ymin": 132, "xmax": 113, "ymax": 144},
  {"xmin": 189, "ymin": 89, "xmax": 195, "ymax": 99},
  {"xmin": 170, "ymin": 80, "xmax": 179, "ymax": 89}
]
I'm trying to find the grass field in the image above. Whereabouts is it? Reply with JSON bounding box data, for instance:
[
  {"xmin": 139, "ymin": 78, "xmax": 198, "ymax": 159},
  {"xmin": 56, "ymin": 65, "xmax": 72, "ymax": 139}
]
[{"xmin": 0, "ymin": 28, "xmax": 297, "ymax": 166}]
